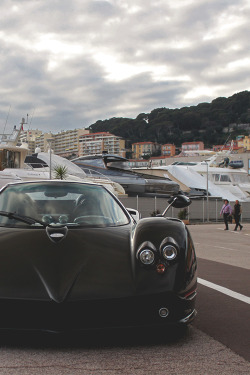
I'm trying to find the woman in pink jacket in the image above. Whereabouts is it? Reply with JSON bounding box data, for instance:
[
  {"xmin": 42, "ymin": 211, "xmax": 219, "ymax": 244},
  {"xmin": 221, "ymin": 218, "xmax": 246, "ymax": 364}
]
[{"xmin": 220, "ymin": 199, "xmax": 233, "ymax": 230}]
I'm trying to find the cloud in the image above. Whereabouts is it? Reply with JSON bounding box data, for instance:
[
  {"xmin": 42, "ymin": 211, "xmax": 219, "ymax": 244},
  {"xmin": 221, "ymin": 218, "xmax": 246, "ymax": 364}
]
[{"xmin": 0, "ymin": 0, "xmax": 250, "ymax": 134}]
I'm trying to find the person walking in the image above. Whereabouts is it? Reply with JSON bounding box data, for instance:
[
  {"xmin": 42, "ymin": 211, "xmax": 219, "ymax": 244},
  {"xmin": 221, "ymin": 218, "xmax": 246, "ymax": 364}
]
[
  {"xmin": 233, "ymin": 200, "xmax": 243, "ymax": 231},
  {"xmin": 220, "ymin": 199, "xmax": 233, "ymax": 230}
]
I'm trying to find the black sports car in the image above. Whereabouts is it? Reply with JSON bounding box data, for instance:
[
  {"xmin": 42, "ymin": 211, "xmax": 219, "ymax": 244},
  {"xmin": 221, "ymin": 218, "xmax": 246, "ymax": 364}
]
[{"xmin": 0, "ymin": 180, "xmax": 197, "ymax": 332}]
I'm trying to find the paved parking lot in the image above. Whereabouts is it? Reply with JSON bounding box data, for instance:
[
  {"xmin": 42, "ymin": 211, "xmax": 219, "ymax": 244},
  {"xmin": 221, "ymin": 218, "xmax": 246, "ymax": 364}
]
[{"xmin": 0, "ymin": 223, "xmax": 249, "ymax": 374}]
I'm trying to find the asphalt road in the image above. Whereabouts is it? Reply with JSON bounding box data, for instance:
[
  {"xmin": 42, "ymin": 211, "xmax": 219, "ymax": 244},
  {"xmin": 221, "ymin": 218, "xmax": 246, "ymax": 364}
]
[
  {"xmin": 0, "ymin": 223, "xmax": 249, "ymax": 374},
  {"xmin": 189, "ymin": 223, "xmax": 250, "ymax": 363}
]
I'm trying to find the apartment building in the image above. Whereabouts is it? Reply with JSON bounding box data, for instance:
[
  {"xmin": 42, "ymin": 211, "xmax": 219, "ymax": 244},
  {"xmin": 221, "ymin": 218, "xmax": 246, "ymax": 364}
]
[
  {"xmin": 78, "ymin": 132, "xmax": 126, "ymax": 157},
  {"xmin": 161, "ymin": 143, "xmax": 176, "ymax": 157},
  {"xmin": 34, "ymin": 129, "xmax": 89, "ymax": 157},
  {"xmin": 19, "ymin": 129, "xmax": 43, "ymax": 154},
  {"xmin": 181, "ymin": 141, "xmax": 204, "ymax": 152},
  {"xmin": 132, "ymin": 142, "xmax": 161, "ymax": 159},
  {"xmin": 52, "ymin": 129, "xmax": 89, "ymax": 157},
  {"xmin": 243, "ymin": 135, "xmax": 250, "ymax": 151},
  {"xmin": 35, "ymin": 132, "xmax": 54, "ymax": 153}
]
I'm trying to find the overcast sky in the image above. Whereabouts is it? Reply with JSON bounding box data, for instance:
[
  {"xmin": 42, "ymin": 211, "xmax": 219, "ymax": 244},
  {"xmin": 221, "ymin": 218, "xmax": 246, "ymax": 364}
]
[{"xmin": 1, "ymin": 0, "xmax": 250, "ymax": 134}]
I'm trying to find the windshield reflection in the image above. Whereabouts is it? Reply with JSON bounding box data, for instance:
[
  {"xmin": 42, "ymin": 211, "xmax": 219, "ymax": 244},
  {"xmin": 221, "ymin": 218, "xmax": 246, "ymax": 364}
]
[{"xmin": 0, "ymin": 182, "xmax": 129, "ymax": 228}]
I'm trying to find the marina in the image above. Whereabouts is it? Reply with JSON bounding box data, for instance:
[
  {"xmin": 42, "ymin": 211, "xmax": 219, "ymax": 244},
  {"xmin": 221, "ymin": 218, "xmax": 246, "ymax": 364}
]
[
  {"xmin": 0, "ymin": 121, "xmax": 125, "ymax": 197},
  {"xmin": 132, "ymin": 151, "xmax": 250, "ymax": 202}
]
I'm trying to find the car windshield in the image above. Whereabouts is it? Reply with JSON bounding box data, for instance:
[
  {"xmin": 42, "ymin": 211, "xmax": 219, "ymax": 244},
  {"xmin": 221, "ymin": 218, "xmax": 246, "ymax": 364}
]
[{"xmin": 0, "ymin": 181, "xmax": 130, "ymax": 228}]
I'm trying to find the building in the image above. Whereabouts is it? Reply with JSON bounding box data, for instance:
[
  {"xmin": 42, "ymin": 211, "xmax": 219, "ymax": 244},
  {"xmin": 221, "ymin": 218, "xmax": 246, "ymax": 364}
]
[
  {"xmin": 78, "ymin": 132, "xmax": 126, "ymax": 157},
  {"xmin": 243, "ymin": 135, "xmax": 250, "ymax": 151},
  {"xmin": 126, "ymin": 159, "xmax": 149, "ymax": 168},
  {"xmin": 18, "ymin": 129, "xmax": 43, "ymax": 154},
  {"xmin": 25, "ymin": 129, "xmax": 90, "ymax": 158},
  {"xmin": 181, "ymin": 141, "xmax": 204, "ymax": 152},
  {"xmin": 212, "ymin": 145, "xmax": 224, "ymax": 152},
  {"xmin": 213, "ymin": 139, "xmax": 245, "ymax": 153},
  {"xmin": 35, "ymin": 132, "xmax": 54, "ymax": 153},
  {"xmin": 53, "ymin": 129, "xmax": 89, "ymax": 158},
  {"xmin": 150, "ymin": 156, "xmax": 173, "ymax": 167},
  {"xmin": 19, "ymin": 128, "xmax": 125, "ymax": 158},
  {"xmin": 132, "ymin": 142, "xmax": 161, "ymax": 159},
  {"xmin": 161, "ymin": 144, "xmax": 176, "ymax": 157}
]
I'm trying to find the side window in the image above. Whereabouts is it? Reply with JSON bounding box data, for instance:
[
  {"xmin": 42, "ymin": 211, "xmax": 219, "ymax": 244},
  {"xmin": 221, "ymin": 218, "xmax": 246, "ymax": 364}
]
[{"xmin": 220, "ymin": 175, "xmax": 231, "ymax": 182}]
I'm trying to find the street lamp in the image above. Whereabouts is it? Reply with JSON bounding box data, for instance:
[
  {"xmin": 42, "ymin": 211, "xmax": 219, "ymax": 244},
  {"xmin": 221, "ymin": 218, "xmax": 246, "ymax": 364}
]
[
  {"xmin": 202, "ymin": 161, "xmax": 209, "ymax": 222},
  {"xmin": 46, "ymin": 138, "xmax": 54, "ymax": 179}
]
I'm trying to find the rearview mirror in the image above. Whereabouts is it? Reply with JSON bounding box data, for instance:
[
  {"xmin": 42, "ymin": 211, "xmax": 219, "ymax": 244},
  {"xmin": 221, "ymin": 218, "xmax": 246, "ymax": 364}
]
[
  {"xmin": 168, "ymin": 195, "xmax": 191, "ymax": 209},
  {"xmin": 126, "ymin": 208, "xmax": 141, "ymax": 222},
  {"xmin": 160, "ymin": 194, "xmax": 191, "ymax": 217},
  {"xmin": 44, "ymin": 188, "xmax": 67, "ymax": 198}
]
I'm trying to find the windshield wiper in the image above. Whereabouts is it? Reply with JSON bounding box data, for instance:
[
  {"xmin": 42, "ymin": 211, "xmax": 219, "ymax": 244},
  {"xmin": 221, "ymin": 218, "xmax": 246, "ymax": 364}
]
[
  {"xmin": 0, "ymin": 211, "xmax": 72, "ymax": 228},
  {"xmin": 0, "ymin": 211, "xmax": 43, "ymax": 226}
]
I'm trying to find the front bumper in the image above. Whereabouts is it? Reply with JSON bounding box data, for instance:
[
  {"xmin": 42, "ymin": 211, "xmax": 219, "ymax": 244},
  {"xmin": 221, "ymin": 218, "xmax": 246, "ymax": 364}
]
[{"xmin": 0, "ymin": 291, "xmax": 196, "ymax": 332}]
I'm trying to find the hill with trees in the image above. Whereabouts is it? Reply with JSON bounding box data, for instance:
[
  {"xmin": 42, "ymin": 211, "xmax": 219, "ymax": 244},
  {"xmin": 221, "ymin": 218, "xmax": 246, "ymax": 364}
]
[{"xmin": 88, "ymin": 91, "xmax": 250, "ymax": 150}]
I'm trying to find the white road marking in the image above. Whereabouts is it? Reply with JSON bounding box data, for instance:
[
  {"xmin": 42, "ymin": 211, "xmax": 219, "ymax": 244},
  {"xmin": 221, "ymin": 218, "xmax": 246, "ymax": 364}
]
[
  {"xmin": 195, "ymin": 243, "xmax": 241, "ymax": 252},
  {"xmin": 194, "ymin": 243, "xmax": 249, "ymax": 254},
  {"xmin": 217, "ymin": 227, "xmax": 248, "ymax": 236},
  {"xmin": 213, "ymin": 245, "xmax": 231, "ymax": 250},
  {"xmin": 198, "ymin": 278, "xmax": 250, "ymax": 305}
]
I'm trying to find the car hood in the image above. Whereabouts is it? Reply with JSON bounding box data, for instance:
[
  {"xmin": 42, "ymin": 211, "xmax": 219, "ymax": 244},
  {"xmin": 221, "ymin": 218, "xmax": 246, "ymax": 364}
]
[{"xmin": 0, "ymin": 225, "xmax": 135, "ymax": 303}]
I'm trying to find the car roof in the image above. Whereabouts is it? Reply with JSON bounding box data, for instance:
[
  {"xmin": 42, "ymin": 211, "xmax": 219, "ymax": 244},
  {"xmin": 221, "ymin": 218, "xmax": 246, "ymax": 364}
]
[{"xmin": 0, "ymin": 179, "xmax": 103, "ymax": 192}]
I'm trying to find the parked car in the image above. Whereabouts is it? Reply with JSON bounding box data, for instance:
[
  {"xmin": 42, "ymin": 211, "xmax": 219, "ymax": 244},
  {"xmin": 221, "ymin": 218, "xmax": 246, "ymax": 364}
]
[{"xmin": 0, "ymin": 180, "xmax": 197, "ymax": 332}]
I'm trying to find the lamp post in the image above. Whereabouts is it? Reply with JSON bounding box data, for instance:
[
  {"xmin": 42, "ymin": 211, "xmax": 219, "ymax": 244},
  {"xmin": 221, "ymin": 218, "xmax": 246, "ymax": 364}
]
[
  {"xmin": 46, "ymin": 138, "xmax": 54, "ymax": 179},
  {"xmin": 206, "ymin": 161, "xmax": 209, "ymax": 221},
  {"xmin": 202, "ymin": 161, "xmax": 209, "ymax": 222}
]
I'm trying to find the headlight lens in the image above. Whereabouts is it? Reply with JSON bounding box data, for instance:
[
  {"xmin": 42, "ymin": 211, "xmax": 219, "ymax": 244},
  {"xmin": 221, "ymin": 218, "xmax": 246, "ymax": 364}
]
[
  {"xmin": 139, "ymin": 249, "xmax": 155, "ymax": 265},
  {"xmin": 162, "ymin": 245, "xmax": 177, "ymax": 260}
]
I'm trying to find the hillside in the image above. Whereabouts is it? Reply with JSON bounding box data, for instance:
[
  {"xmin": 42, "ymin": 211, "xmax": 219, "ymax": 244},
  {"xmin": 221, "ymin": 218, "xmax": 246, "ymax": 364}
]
[{"xmin": 88, "ymin": 91, "xmax": 250, "ymax": 149}]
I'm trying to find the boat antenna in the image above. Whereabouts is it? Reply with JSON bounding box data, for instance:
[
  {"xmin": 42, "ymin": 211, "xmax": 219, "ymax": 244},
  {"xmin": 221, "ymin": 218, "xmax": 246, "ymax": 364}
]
[
  {"xmin": 2, "ymin": 105, "xmax": 11, "ymax": 135},
  {"xmin": 28, "ymin": 108, "xmax": 36, "ymax": 129},
  {"xmin": 221, "ymin": 133, "xmax": 231, "ymax": 151},
  {"xmin": 17, "ymin": 115, "xmax": 28, "ymax": 140}
]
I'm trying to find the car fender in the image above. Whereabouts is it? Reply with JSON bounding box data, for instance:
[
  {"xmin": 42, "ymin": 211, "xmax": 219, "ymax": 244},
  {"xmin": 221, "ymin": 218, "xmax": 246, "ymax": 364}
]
[{"xmin": 131, "ymin": 217, "xmax": 197, "ymax": 295}]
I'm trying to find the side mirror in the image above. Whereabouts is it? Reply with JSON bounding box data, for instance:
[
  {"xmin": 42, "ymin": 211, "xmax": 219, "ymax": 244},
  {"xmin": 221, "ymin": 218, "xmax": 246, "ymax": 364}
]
[
  {"xmin": 168, "ymin": 194, "xmax": 191, "ymax": 209},
  {"xmin": 126, "ymin": 208, "xmax": 141, "ymax": 222},
  {"xmin": 161, "ymin": 195, "xmax": 191, "ymax": 217}
]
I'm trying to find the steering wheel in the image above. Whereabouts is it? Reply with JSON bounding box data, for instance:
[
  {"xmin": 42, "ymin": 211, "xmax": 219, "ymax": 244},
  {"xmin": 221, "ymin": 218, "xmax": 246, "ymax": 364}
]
[{"xmin": 71, "ymin": 195, "xmax": 87, "ymax": 218}]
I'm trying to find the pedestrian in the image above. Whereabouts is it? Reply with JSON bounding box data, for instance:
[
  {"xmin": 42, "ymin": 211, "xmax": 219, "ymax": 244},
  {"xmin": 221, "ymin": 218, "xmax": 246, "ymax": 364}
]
[
  {"xmin": 220, "ymin": 199, "xmax": 233, "ymax": 230},
  {"xmin": 233, "ymin": 200, "xmax": 243, "ymax": 231}
]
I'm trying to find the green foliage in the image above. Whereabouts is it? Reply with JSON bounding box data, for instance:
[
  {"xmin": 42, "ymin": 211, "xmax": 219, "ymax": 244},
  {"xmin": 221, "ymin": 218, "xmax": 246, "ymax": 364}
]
[
  {"xmin": 178, "ymin": 208, "xmax": 188, "ymax": 220},
  {"xmin": 87, "ymin": 91, "xmax": 250, "ymax": 148},
  {"xmin": 53, "ymin": 165, "xmax": 68, "ymax": 180},
  {"xmin": 150, "ymin": 209, "xmax": 161, "ymax": 217}
]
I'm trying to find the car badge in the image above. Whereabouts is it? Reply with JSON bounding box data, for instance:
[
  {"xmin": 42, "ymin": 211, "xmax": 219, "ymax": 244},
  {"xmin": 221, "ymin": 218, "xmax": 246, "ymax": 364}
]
[{"xmin": 46, "ymin": 226, "xmax": 68, "ymax": 243}]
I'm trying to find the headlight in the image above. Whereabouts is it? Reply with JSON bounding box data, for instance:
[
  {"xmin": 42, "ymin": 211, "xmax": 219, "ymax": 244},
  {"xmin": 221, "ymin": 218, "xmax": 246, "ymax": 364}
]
[
  {"xmin": 162, "ymin": 245, "xmax": 177, "ymax": 260},
  {"xmin": 139, "ymin": 249, "xmax": 155, "ymax": 265},
  {"xmin": 137, "ymin": 241, "xmax": 157, "ymax": 266}
]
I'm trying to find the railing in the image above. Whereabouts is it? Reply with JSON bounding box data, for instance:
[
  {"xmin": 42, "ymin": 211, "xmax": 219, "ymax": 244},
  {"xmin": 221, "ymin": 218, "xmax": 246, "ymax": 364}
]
[{"xmin": 119, "ymin": 196, "xmax": 250, "ymax": 222}]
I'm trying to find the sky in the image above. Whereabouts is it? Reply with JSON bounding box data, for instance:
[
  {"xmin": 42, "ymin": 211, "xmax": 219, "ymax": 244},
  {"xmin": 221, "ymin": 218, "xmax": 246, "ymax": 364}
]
[{"xmin": 1, "ymin": 0, "xmax": 250, "ymax": 134}]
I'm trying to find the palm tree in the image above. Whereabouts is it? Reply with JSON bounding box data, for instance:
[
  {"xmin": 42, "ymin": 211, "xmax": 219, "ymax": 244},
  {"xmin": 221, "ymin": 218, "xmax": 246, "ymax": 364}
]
[{"xmin": 53, "ymin": 165, "xmax": 68, "ymax": 180}]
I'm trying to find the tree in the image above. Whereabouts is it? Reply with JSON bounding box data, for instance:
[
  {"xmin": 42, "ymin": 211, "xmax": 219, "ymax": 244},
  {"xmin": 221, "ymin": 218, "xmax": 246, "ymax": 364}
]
[
  {"xmin": 86, "ymin": 91, "xmax": 250, "ymax": 149},
  {"xmin": 53, "ymin": 165, "xmax": 68, "ymax": 180}
]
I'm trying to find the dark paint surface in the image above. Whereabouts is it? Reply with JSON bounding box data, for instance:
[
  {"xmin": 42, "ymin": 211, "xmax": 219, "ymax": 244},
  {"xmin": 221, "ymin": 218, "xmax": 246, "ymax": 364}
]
[{"xmin": 0, "ymin": 215, "xmax": 197, "ymax": 330}]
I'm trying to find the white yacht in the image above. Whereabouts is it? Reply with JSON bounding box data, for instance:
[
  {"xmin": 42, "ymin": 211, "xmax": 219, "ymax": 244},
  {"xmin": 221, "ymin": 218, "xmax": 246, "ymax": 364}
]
[
  {"xmin": 0, "ymin": 120, "xmax": 125, "ymax": 196},
  {"xmin": 188, "ymin": 154, "xmax": 250, "ymax": 200},
  {"xmin": 133, "ymin": 151, "xmax": 250, "ymax": 201}
]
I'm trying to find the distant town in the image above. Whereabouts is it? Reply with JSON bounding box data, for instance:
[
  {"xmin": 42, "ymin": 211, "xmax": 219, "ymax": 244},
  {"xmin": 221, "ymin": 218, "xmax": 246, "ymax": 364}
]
[{"xmin": 19, "ymin": 127, "xmax": 250, "ymax": 167}]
